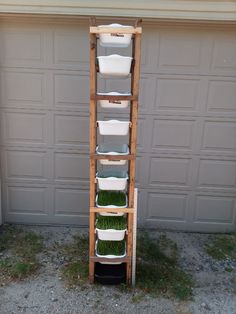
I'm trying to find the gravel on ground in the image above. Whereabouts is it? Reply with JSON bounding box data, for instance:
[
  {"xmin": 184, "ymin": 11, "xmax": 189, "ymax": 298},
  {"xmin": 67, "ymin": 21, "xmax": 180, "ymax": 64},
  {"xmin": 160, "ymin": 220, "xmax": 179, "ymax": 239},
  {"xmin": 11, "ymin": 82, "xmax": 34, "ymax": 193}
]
[{"xmin": 0, "ymin": 225, "xmax": 235, "ymax": 314}]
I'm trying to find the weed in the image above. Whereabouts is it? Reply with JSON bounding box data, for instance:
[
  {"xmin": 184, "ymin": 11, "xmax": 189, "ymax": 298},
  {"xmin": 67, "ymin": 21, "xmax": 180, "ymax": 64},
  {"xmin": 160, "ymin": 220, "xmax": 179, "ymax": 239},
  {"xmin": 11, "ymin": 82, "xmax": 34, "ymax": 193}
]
[
  {"xmin": 96, "ymin": 216, "xmax": 127, "ymax": 230},
  {"xmin": 131, "ymin": 293, "xmax": 145, "ymax": 303},
  {"xmin": 60, "ymin": 234, "xmax": 89, "ymax": 286},
  {"xmin": 97, "ymin": 191, "xmax": 126, "ymax": 207},
  {"xmin": 62, "ymin": 261, "xmax": 88, "ymax": 285},
  {"xmin": 97, "ymin": 240, "xmax": 125, "ymax": 256},
  {"xmin": 205, "ymin": 233, "xmax": 236, "ymax": 260},
  {"xmin": 136, "ymin": 232, "xmax": 194, "ymax": 300},
  {"xmin": 0, "ymin": 259, "xmax": 37, "ymax": 279},
  {"xmin": 0, "ymin": 225, "xmax": 43, "ymax": 282}
]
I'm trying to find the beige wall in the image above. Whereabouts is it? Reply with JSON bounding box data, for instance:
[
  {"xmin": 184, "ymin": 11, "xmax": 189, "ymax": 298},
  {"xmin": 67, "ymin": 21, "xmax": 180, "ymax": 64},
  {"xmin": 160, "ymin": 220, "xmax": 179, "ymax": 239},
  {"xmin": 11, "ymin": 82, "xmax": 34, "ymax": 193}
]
[{"xmin": 0, "ymin": 0, "xmax": 235, "ymax": 21}]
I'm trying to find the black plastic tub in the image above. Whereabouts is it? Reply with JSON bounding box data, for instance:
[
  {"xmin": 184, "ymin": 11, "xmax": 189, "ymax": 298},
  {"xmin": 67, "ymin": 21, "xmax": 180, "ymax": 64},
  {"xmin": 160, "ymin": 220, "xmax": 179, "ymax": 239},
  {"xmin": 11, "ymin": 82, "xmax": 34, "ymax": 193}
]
[{"xmin": 95, "ymin": 262, "xmax": 126, "ymax": 285}]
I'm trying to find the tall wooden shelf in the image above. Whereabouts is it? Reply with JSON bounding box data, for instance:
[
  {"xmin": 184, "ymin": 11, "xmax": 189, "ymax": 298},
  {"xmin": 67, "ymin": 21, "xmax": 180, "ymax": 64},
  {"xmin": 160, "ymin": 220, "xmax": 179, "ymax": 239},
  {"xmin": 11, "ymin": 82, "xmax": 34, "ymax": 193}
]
[{"xmin": 89, "ymin": 19, "xmax": 142, "ymax": 285}]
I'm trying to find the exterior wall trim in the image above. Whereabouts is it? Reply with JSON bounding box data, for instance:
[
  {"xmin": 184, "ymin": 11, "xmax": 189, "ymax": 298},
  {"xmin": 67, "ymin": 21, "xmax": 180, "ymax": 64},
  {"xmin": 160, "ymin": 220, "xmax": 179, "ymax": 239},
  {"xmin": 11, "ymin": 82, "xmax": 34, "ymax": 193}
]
[{"xmin": 0, "ymin": 0, "xmax": 235, "ymax": 21}]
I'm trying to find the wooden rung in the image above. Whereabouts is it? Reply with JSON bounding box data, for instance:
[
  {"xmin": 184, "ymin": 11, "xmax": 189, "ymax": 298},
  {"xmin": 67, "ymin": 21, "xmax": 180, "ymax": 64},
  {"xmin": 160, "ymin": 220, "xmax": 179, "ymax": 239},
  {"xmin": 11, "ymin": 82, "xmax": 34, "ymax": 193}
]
[
  {"xmin": 92, "ymin": 94, "xmax": 137, "ymax": 101},
  {"xmin": 90, "ymin": 154, "xmax": 135, "ymax": 160},
  {"xmin": 90, "ymin": 26, "xmax": 142, "ymax": 35},
  {"xmin": 90, "ymin": 256, "xmax": 132, "ymax": 263},
  {"xmin": 90, "ymin": 207, "xmax": 134, "ymax": 214}
]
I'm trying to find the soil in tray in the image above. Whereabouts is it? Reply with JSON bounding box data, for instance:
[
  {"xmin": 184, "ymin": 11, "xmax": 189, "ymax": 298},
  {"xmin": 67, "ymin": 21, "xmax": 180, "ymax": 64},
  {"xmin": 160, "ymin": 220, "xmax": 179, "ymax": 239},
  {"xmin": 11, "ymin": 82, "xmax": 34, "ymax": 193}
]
[
  {"xmin": 96, "ymin": 215, "xmax": 127, "ymax": 230},
  {"xmin": 95, "ymin": 262, "xmax": 126, "ymax": 285},
  {"xmin": 97, "ymin": 191, "xmax": 127, "ymax": 207},
  {"xmin": 97, "ymin": 239, "xmax": 126, "ymax": 256}
]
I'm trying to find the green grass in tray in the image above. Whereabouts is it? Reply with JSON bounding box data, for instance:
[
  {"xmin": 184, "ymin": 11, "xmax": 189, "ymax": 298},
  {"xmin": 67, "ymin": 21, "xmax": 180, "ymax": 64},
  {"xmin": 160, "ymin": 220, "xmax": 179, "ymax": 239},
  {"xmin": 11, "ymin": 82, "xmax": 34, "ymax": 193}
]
[
  {"xmin": 97, "ymin": 191, "xmax": 126, "ymax": 207},
  {"xmin": 96, "ymin": 215, "xmax": 127, "ymax": 230},
  {"xmin": 97, "ymin": 240, "xmax": 125, "ymax": 256}
]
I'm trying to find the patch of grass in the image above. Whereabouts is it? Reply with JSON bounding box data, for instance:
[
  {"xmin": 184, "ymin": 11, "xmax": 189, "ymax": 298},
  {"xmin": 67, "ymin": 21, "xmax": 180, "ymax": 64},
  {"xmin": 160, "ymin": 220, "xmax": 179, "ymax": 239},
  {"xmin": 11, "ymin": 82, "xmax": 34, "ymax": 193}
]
[
  {"xmin": 60, "ymin": 234, "xmax": 89, "ymax": 286},
  {"xmin": 97, "ymin": 239, "xmax": 125, "ymax": 256},
  {"xmin": 205, "ymin": 233, "xmax": 236, "ymax": 260},
  {"xmin": 0, "ymin": 259, "xmax": 37, "ymax": 279},
  {"xmin": 97, "ymin": 191, "xmax": 126, "ymax": 207},
  {"xmin": 0, "ymin": 225, "xmax": 43, "ymax": 282},
  {"xmin": 131, "ymin": 293, "xmax": 145, "ymax": 303},
  {"xmin": 96, "ymin": 216, "xmax": 127, "ymax": 230},
  {"xmin": 136, "ymin": 232, "xmax": 194, "ymax": 300},
  {"xmin": 62, "ymin": 261, "xmax": 88, "ymax": 285}
]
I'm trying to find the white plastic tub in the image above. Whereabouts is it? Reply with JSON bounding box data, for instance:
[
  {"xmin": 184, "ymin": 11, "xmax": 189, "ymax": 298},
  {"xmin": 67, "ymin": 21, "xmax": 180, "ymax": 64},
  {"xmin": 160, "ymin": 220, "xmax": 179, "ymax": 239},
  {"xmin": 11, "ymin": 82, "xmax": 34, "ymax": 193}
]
[
  {"xmin": 97, "ymin": 55, "xmax": 132, "ymax": 77},
  {"xmin": 97, "ymin": 120, "xmax": 130, "ymax": 136},
  {"xmin": 97, "ymin": 92, "xmax": 131, "ymax": 109},
  {"xmin": 95, "ymin": 241, "xmax": 126, "ymax": 264},
  {"xmin": 96, "ymin": 193, "xmax": 127, "ymax": 209},
  {"xmin": 96, "ymin": 143, "xmax": 129, "ymax": 166},
  {"xmin": 96, "ymin": 228, "xmax": 127, "ymax": 241},
  {"xmin": 98, "ymin": 24, "xmax": 133, "ymax": 47},
  {"xmin": 96, "ymin": 170, "xmax": 128, "ymax": 191},
  {"xmin": 96, "ymin": 192, "xmax": 127, "ymax": 216}
]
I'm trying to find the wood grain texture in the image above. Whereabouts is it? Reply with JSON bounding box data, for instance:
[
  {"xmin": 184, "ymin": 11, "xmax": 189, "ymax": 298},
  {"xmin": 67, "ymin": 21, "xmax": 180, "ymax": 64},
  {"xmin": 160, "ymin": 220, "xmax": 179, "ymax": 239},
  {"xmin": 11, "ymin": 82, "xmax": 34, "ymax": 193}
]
[
  {"xmin": 90, "ymin": 26, "xmax": 142, "ymax": 34},
  {"xmin": 90, "ymin": 207, "xmax": 134, "ymax": 213}
]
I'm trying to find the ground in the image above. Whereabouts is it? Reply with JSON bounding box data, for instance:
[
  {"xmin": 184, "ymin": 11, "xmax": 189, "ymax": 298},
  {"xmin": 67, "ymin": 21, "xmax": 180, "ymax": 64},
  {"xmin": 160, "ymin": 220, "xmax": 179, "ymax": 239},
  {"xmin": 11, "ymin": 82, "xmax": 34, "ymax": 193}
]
[{"xmin": 0, "ymin": 225, "xmax": 236, "ymax": 314}]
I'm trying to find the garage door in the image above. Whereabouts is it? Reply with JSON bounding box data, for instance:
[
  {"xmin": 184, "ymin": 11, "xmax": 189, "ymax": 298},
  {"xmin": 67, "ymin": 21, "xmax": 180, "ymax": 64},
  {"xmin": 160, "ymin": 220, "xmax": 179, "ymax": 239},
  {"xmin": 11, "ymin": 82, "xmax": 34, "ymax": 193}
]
[{"xmin": 0, "ymin": 19, "xmax": 236, "ymax": 231}]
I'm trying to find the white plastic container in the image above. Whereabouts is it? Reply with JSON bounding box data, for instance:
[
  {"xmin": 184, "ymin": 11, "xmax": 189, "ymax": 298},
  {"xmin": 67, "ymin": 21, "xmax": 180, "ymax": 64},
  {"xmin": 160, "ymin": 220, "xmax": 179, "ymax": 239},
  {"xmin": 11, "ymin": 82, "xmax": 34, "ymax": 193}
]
[
  {"xmin": 96, "ymin": 170, "xmax": 128, "ymax": 191},
  {"xmin": 97, "ymin": 92, "xmax": 131, "ymax": 109},
  {"xmin": 96, "ymin": 191, "xmax": 126, "ymax": 216},
  {"xmin": 97, "ymin": 120, "xmax": 130, "ymax": 136},
  {"xmin": 96, "ymin": 228, "xmax": 127, "ymax": 241},
  {"xmin": 96, "ymin": 143, "xmax": 129, "ymax": 166},
  {"xmin": 95, "ymin": 240, "xmax": 126, "ymax": 264},
  {"xmin": 98, "ymin": 24, "xmax": 133, "ymax": 47},
  {"xmin": 97, "ymin": 55, "xmax": 132, "ymax": 77},
  {"xmin": 96, "ymin": 193, "xmax": 128, "ymax": 216}
]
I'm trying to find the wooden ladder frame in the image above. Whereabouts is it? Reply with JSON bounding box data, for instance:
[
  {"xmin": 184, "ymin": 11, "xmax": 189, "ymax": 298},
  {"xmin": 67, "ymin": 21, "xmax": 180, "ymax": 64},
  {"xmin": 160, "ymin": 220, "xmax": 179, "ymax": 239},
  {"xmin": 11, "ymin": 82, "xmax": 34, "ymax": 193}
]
[{"xmin": 89, "ymin": 18, "xmax": 142, "ymax": 285}]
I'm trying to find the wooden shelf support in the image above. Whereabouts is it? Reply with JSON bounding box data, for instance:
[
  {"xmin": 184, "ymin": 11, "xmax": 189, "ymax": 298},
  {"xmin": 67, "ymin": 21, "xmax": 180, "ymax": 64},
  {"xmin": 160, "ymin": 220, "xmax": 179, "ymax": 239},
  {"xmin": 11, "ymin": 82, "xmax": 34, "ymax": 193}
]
[{"xmin": 89, "ymin": 18, "xmax": 142, "ymax": 285}]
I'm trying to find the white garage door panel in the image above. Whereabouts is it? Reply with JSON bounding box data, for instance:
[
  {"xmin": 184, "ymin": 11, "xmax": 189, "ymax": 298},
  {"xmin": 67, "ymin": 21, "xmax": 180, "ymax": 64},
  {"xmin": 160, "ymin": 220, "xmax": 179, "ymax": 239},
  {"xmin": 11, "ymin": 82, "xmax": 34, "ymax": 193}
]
[
  {"xmin": 4, "ymin": 150, "xmax": 49, "ymax": 182},
  {"xmin": 54, "ymin": 153, "xmax": 89, "ymax": 184},
  {"xmin": 5, "ymin": 185, "xmax": 49, "ymax": 214},
  {"xmin": 2, "ymin": 71, "xmax": 45, "ymax": 105},
  {"xmin": 147, "ymin": 192, "xmax": 188, "ymax": 221},
  {"xmin": 0, "ymin": 20, "xmax": 236, "ymax": 231},
  {"xmin": 194, "ymin": 195, "xmax": 235, "ymax": 223},
  {"xmin": 54, "ymin": 73, "xmax": 89, "ymax": 109},
  {"xmin": 148, "ymin": 157, "xmax": 192, "ymax": 188},
  {"xmin": 54, "ymin": 188, "xmax": 89, "ymax": 216},
  {"xmin": 2, "ymin": 111, "xmax": 48, "ymax": 146}
]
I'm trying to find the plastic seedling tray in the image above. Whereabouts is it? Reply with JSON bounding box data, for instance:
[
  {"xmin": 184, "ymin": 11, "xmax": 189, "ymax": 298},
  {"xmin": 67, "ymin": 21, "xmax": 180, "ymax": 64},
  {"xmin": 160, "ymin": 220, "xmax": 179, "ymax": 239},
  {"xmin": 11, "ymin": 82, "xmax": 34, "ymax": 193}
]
[
  {"xmin": 97, "ymin": 55, "xmax": 132, "ymax": 78},
  {"xmin": 95, "ymin": 240, "xmax": 126, "ymax": 265},
  {"xmin": 96, "ymin": 216, "xmax": 127, "ymax": 241},
  {"xmin": 96, "ymin": 143, "xmax": 129, "ymax": 166},
  {"xmin": 97, "ymin": 120, "xmax": 130, "ymax": 136},
  {"xmin": 96, "ymin": 192, "xmax": 127, "ymax": 209},
  {"xmin": 96, "ymin": 170, "xmax": 128, "ymax": 191},
  {"xmin": 97, "ymin": 92, "xmax": 131, "ymax": 109},
  {"xmin": 96, "ymin": 228, "xmax": 126, "ymax": 241},
  {"xmin": 98, "ymin": 24, "xmax": 133, "ymax": 47}
]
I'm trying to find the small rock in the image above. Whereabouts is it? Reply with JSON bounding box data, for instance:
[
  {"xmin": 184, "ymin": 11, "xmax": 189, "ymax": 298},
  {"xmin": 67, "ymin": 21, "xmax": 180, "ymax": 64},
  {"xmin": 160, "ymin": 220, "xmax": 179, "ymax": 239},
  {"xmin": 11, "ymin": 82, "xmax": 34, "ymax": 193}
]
[
  {"xmin": 51, "ymin": 298, "xmax": 58, "ymax": 302},
  {"xmin": 24, "ymin": 292, "xmax": 30, "ymax": 299},
  {"xmin": 201, "ymin": 302, "xmax": 211, "ymax": 310}
]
